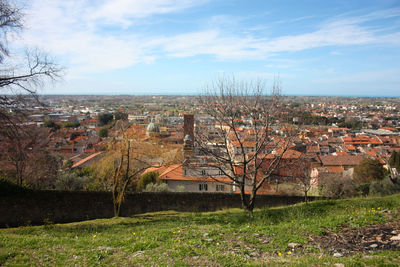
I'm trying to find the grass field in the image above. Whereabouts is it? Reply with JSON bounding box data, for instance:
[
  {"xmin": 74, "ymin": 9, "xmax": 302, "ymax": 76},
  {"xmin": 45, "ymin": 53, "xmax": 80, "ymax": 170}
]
[{"xmin": 1, "ymin": 194, "xmax": 400, "ymax": 266}]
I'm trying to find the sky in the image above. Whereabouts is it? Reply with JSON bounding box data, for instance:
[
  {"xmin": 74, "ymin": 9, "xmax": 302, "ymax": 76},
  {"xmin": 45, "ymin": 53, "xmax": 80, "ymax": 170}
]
[{"xmin": 11, "ymin": 0, "xmax": 400, "ymax": 96}]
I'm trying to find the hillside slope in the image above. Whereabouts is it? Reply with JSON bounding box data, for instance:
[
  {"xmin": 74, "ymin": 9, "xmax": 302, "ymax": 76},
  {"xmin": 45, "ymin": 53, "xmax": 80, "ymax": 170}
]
[{"xmin": 1, "ymin": 194, "xmax": 400, "ymax": 266}]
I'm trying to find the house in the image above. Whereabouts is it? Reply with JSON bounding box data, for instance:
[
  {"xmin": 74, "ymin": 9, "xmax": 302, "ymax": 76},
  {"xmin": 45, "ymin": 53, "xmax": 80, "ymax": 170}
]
[
  {"xmin": 319, "ymin": 155, "xmax": 364, "ymax": 176},
  {"xmin": 146, "ymin": 164, "xmax": 233, "ymax": 193},
  {"xmin": 71, "ymin": 152, "xmax": 104, "ymax": 169}
]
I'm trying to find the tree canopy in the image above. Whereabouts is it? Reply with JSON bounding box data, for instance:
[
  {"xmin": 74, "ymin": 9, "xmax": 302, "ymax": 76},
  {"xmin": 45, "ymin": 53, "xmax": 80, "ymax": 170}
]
[{"xmin": 353, "ymin": 158, "xmax": 385, "ymax": 183}]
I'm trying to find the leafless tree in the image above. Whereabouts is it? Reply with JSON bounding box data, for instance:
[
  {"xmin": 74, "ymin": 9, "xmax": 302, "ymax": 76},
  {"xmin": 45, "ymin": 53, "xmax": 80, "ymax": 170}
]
[
  {"xmin": 1, "ymin": 0, "xmax": 62, "ymax": 124},
  {"xmin": 0, "ymin": 0, "xmax": 62, "ymax": 183},
  {"xmin": 98, "ymin": 122, "xmax": 180, "ymax": 216},
  {"xmin": 289, "ymin": 155, "xmax": 318, "ymax": 203},
  {"xmin": 196, "ymin": 75, "xmax": 294, "ymax": 213}
]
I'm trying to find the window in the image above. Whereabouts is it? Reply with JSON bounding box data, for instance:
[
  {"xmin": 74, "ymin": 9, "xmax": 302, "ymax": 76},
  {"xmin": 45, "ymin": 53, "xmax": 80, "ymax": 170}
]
[
  {"xmin": 216, "ymin": 185, "xmax": 225, "ymax": 191},
  {"xmin": 201, "ymin": 170, "xmax": 206, "ymax": 176},
  {"xmin": 218, "ymin": 170, "xmax": 223, "ymax": 175},
  {"xmin": 199, "ymin": 184, "xmax": 208, "ymax": 191}
]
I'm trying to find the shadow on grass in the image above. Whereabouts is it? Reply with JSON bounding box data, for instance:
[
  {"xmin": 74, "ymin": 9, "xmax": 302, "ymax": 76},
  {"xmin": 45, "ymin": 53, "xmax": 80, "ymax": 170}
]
[{"xmin": 8, "ymin": 194, "xmax": 400, "ymax": 235}]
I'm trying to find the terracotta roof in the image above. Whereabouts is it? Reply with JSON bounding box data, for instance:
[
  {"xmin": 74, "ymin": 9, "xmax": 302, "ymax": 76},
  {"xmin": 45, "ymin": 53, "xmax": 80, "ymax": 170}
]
[
  {"xmin": 320, "ymin": 155, "xmax": 363, "ymax": 166},
  {"xmin": 306, "ymin": 146, "xmax": 320, "ymax": 153},
  {"xmin": 71, "ymin": 152, "xmax": 103, "ymax": 168},
  {"xmin": 156, "ymin": 164, "xmax": 232, "ymax": 183}
]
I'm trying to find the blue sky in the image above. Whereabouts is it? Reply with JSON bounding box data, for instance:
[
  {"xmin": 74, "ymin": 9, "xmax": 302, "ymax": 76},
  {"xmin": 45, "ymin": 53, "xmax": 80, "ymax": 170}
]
[{"xmin": 13, "ymin": 0, "xmax": 400, "ymax": 96}]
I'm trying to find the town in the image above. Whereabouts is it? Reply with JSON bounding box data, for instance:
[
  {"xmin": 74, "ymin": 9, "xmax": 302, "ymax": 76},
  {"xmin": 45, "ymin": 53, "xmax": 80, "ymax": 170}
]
[{"xmin": 1, "ymin": 94, "xmax": 399, "ymax": 201}]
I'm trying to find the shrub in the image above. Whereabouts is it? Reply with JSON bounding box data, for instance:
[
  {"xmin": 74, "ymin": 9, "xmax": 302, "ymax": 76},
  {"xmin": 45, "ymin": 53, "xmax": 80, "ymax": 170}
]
[
  {"xmin": 137, "ymin": 171, "xmax": 160, "ymax": 191},
  {"xmin": 369, "ymin": 177, "xmax": 400, "ymax": 196},
  {"xmin": 54, "ymin": 172, "xmax": 89, "ymax": 191},
  {"xmin": 175, "ymin": 185, "xmax": 185, "ymax": 192},
  {"xmin": 143, "ymin": 182, "xmax": 170, "ymax": 192},
  {"xmin": 98, "ymin": 127, "xmax": 108, "ymax": 137},
  {"xmin": 319, "ymin": 173, "xmax": 359, "ymax": 198}
]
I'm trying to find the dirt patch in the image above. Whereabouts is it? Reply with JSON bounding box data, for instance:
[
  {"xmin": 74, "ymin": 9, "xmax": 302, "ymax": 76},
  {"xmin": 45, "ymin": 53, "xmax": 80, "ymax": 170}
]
[{"xmin": 309, "ymin": 221, "xmax": 400, "ymax": 256}]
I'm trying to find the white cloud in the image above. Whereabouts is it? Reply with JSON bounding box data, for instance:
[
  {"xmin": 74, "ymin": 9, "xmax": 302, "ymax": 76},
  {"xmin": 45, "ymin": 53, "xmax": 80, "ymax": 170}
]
[
  {"xmin": 16, "ymin": 1, "xmax": 400, "ymax": 77},
  {"xmin": 89, "ymin": 0, "xmax": 206, "ymax": 27}
]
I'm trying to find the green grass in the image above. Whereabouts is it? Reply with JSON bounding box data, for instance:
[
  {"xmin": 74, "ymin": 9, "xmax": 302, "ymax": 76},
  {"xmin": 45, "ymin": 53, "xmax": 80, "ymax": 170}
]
[{"xmin": 1, "ymin": 194, "xmax": 400, "ymax": 266}]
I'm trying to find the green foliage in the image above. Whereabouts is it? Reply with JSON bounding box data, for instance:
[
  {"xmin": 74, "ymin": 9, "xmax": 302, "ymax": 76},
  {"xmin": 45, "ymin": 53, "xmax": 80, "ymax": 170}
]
[
  {"xmin": 74, "ymin": 166, "xmax": 95, "ymax": 178},
  {"xmin": 143, "ymin": 182, "xmax": 170, "ymax": 192},
  {"xmin": 43, "ymin": 119, "xmax": 60, "ymax": 129},
  {"xmin": 137, "ymin": 171, "xmax": 160, "ymax": 192},
  {"xmin": 114, "ymin": 111, "xmax": 128, "ymax": 121},
  {"xmin": 353, "ymin": 158, "xmax": 385, "ymax": 183},
  {"xmin": 2, "ymin": 194, "xmax": 400, "ymax": 265},
  {"xmin": 63, "ymin": 159, "xmax": 73, "ymax": 169},
  {"xmin": 368, "ymin": 177, "xmax": 400, "ymax": 196},
  {"xmin": 54, "ymin": 172, "xmax": 89, "ymax": 191},
  {"xmin": 175, "ymin": 185, "xmax": 185, "ymax": 192},
  {"xmin": 98, "ymin": 113, "xmax": 114, "ymax": 126},
  {"xmin": 62, "ymin": 121, "xmax": 80, "ymax": 128},
  {"xmin": 338, "ymin": 117, "xmax": 363, "ymax": 130},
  {"xmin": 98, "ymin": 127, "xmax": 108, "ymax": 137}
]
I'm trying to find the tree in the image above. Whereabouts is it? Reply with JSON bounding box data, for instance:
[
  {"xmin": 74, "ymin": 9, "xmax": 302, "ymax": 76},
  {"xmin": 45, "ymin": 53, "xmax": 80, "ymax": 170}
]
[
  {"xmin": 97, "ymin": 121, "xmax": 179, "ymax": 216},
  {"xmin": 98, "ymin": 127, "xmax": 108, "ymax": 138},
  {"xmin": 1, "ymin": 125, "xmax": 49, "ymax": 186},
  {"xmin": 24, "ymin": 151, "xmax": 62, "ymax": 189},
  {"xmin": 43, "ymin": 119, "xmax": 60, "ymax": 129},
  {"xmin": 98, "ymin": 113, "xmax": 113, "ymax": 126},
  {"xmin": 196, "ymin": 76, "xmax": 294, "ymax": 213},
  {"xmin": 289, "ymin": 155, "xmax": 317, "ymax": 203},
  {"xmin": 114, "ymin": 111, "xmax": 128, "ymax": 121},
  {"xmin": 0, "ymin": 0, "xmax": 62, "ymax": 184},
  {"xmin": 353, "ymin": 158, "xmax": 385, "ymax": 183},
  {"xmin": 137, "ymin": 171, "xmax": 160, "ymax": 191}
]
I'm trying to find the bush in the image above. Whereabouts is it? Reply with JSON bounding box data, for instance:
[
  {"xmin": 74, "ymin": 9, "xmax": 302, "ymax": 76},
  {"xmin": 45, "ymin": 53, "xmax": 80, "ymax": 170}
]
[
  {"xmin": 137, "ymin": 171, "xmax": 160, "ymax": 191},
  {"xmin": 368, "ymin": 177, "xmax": 400, "ymax": 196},
  {"xmin": 175, "ymin": 185, "xmax": 185, "ymax": 192},
  {"xmin": 143, "ymin": 183, "xmax": 170, "ymax": 192},
  {"xmin": 98, "ymin": 127, "xmax": 108, "ymax": 137},
  {"xmin": 62, "ymin": 121, "xmax": 80, "ymax": 128},
  {"xmin": 319, "ymin": 173, "xmax": 359, "ymax": 198},
  {"xmin": 54, "ymin": 172, "xmax": 89, "ymax": 191}
]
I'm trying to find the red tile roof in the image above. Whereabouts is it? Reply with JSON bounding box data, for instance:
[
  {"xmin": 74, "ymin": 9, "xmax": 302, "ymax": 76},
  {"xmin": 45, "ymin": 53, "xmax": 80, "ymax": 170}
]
[
  {"xmin": 320, "ymin": 155, "xmax": 363, "ymax": 166},
  {"xmin": 71, "ymin": 152, "xmax": 103, "ymax": 168}
]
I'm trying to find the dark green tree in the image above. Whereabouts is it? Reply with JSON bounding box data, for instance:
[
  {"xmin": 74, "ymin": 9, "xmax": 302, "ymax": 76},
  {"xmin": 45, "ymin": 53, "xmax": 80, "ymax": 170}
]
[
  {"xmin": 353, "ymin": 158, "xmax": 385, "ymax": 183},
  {"xmin": 114, "ymin": 111, "xmax": 128, "ymax": 121},
  {"xmin": 43, "ymin": 119, "xmax": 60, "ymax": 129},
  {"xmin": 98, "ymin": 127, "xmax": 108, "ymax": 137},
  {"xmin": 98, "ymin": 113, "xmax": 113, "ymax": 126}
]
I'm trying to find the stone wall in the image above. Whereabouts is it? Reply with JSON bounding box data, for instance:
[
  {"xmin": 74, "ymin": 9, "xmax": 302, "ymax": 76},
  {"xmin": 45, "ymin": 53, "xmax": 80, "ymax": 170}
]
[{"xmin": 0, "ymin": 191, "xmax": 318, "ymax": 227}]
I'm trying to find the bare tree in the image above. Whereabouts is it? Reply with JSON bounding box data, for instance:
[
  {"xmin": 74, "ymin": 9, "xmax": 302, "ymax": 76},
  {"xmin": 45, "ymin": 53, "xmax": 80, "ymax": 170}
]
[
  {"xmin": 0, "ymin": 0, "xmax": 62, "ymax": 182},
  {"xmin": 0, "ymin": 0, "xmax": 22, "ymax": 63},
  {"xmin": 97, "ymin": 122, "xmax": 180, "ymax": 217},
  {"xmin": 289, "ymin": 155, "xmax": 318, "ymax": 203},
  {"xmin": 195, "ymin": 76, "xmax": 294, "ymax": 214},
  {"xmin": 1, "ymin": 0, "xmax": 62, "ymax": 125}
]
